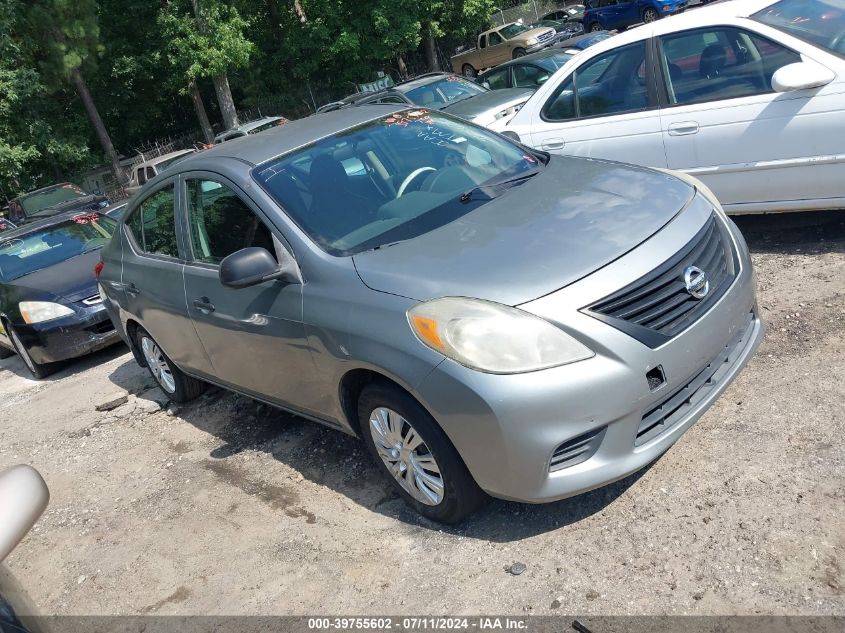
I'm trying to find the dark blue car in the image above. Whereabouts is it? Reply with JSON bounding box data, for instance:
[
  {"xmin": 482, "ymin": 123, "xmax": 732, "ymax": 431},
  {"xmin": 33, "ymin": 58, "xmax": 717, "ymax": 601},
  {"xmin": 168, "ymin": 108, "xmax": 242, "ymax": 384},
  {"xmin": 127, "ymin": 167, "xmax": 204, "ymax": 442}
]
[{"xmin": 583, "ymin": 0, "xmax": 687, "ymax": 32}]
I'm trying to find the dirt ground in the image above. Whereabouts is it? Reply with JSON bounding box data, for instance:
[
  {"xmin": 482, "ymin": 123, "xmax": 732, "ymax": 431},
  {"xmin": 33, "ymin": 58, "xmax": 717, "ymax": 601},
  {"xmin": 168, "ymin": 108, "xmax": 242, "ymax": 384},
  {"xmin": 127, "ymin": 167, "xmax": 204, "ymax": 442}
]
[{"xmin": 1, "ymin": 211, "xmax": 843, "ymax": 616}]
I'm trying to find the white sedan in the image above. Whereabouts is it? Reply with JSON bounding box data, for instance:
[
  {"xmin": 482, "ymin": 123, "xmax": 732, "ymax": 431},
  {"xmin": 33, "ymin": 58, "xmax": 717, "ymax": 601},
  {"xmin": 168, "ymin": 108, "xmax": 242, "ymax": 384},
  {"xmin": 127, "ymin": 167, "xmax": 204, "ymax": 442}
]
[{"xmin": 500, "ymin": 0, "xmax": 845, "ymax": 214}]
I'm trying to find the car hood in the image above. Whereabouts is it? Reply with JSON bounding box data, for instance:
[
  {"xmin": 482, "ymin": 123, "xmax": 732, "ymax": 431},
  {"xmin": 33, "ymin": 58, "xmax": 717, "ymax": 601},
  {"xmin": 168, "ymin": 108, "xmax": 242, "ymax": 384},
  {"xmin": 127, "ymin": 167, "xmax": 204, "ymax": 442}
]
[
  {"xmin": 5, "ymin": 248, "xmax": 101, "ymax": 304},
  {"xmin": 442, "ymin": 88, "xmax": 534, "ymax": 120},
  {"xmin": 352, "ymin": 157, "xmax": 694, "ymax": 305}
]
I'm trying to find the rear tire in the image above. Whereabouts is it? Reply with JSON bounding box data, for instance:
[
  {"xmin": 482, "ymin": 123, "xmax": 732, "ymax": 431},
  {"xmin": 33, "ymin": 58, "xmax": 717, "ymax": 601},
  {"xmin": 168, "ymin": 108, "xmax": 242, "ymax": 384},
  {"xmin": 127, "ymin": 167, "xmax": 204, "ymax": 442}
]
[
  {"xmin": 358, "ymin": 382, "xmax": 485, "ymax": 523},
  {"xmin": 7, "ymin": 325, "xmax": 54, "ymax": 379},
  {"xmin": 462, "ymin": 64, "xmax": 477, "ymax": 78},
  {"xmin": 512, "ymin": 48, "xmax": 526, "ymax": 59},
  {"xmin": 135, "ymin": 327, "xmax": 206, "ymax": 403},
  {"xmin": 589, "ymin": 22, "xmax": 603, "ymax": 32}
]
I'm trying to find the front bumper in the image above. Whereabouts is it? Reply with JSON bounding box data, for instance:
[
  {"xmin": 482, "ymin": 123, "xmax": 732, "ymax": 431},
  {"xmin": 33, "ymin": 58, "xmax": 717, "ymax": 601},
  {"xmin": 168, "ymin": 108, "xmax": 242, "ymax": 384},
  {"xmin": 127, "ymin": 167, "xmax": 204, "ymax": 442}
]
[
  {"xmin": 413, "ymin": 208, "xmax": 763, "ymax": 503},
  {"xmin": 10, "ymin": 305, "xmax": 120, "ymax": 365}
]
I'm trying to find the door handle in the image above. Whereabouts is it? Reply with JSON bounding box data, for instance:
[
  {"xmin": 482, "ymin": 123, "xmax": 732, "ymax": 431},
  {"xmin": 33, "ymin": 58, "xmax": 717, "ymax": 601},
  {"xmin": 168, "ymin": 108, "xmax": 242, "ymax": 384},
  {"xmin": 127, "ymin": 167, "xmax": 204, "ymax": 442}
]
[
  {"xmin": 668, "ymin": 122, "xmax": 699, "ymax": 136},
  {"xmin": 125, "ymin": 282, "xmax": 140, "ymax": 296},
  {"xmin": 541, "ymin": 138, "xmax": 565, "ymax": 150},
  {"xmin": 193, "ymin": 297, "xmax": 215, "ymax": 313}
]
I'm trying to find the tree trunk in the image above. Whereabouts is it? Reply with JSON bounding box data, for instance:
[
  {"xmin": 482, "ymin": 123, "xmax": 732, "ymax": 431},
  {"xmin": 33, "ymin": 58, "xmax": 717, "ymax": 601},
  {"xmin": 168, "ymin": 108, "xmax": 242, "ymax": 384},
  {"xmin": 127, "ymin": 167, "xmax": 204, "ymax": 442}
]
[
  {"xmin": 423, "ymin": 36, "xmax": 440, "ymax": 72},
  {"xmin": 293, "ymin": 0, "xmax": 307, "ymax": 23},
  {"xmin": 69, "ymin": 66, "xmax": 127, "ymax": 185},
  {"xmin": 266, "ymin": 0, "xmax": 282, "ymax": 36},
  {"xmin": 212, "ymin": 74, "xmax": 239, "ymax": 130},
  {"xmin": 190, "ymin": 79, "xmax": 214, "ymax": 144}
]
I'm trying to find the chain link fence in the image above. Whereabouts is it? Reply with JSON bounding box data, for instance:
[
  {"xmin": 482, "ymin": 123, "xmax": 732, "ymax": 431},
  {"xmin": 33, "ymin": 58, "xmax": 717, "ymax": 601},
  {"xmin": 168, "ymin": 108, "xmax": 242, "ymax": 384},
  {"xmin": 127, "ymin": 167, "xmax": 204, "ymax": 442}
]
[{"xmin": 491, "ymin": 0, "xmax": 582, "ymax": 26}]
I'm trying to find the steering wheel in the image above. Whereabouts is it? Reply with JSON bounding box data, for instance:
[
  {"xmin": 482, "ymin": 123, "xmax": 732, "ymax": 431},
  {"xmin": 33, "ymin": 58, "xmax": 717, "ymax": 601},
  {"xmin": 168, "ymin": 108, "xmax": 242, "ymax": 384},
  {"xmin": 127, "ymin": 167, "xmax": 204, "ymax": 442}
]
[{"xmin": 396, "ymin": 167, "xmax": 436, "ymax": 198}]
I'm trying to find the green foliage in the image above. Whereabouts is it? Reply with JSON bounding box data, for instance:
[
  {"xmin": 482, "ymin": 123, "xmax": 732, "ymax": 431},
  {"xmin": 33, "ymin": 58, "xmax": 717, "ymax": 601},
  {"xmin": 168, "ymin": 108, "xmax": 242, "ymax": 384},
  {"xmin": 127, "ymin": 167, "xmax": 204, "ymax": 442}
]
[
  {"xmin": 2, "ymin": 0, "xmax": 500, "ymax": 200},
  {"xmin": 158, "ymin": 0, "xmax": 255, "ymax": 82}
]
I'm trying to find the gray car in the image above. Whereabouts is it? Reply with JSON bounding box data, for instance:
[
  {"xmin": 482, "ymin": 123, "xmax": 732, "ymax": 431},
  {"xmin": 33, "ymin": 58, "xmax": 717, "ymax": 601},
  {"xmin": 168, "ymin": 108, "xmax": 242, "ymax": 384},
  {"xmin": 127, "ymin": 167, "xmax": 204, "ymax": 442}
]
[{"xmin": 98, "ymin": 106, "xmax": 763, "ymax": 522}]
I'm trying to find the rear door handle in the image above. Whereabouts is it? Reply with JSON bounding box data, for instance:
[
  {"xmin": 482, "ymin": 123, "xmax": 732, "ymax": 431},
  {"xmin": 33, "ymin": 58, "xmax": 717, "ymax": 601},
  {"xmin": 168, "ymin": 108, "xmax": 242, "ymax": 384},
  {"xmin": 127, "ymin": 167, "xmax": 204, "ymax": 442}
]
[
  {"xmin": 193, "ymin": 297, "xmax": 215, "ymax": 313},
  {"xmin": 668, "ymin": 122, "xmax": 699, "ymax": 136},
  {"xmin": 125, "ymin": 282, "xmax": 140, "ymax": 296},
  {"xmin": 541, "ymin": 138, "xmax": 565, "ymax": 150}
]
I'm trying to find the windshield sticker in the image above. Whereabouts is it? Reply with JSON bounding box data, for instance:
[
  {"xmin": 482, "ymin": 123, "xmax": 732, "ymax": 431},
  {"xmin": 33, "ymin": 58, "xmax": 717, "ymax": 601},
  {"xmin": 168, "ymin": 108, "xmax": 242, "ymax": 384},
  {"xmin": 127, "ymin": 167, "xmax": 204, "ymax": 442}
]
[
  {"xmin": 522, "ymin": 154, "xmax": 537, "ymax": 164},
  {"xmin": 382, "ymin": 109, "xmax": 434, "ymax": 128},
  {"xmin": 71, "ymin": 212, "xmax": 101, "ymax": 225}
]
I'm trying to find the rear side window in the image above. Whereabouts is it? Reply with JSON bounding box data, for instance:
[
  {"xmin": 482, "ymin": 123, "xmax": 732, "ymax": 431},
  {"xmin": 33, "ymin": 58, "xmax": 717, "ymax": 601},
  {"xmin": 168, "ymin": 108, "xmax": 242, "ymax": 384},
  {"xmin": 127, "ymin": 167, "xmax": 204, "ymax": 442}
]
[
  {"xmin": 125, "ymin": 185, "xmax": 179, "ymax": 258},
  {"xmin": 185, "ymin": 179, "xmax": 276, "ymax": 265}
]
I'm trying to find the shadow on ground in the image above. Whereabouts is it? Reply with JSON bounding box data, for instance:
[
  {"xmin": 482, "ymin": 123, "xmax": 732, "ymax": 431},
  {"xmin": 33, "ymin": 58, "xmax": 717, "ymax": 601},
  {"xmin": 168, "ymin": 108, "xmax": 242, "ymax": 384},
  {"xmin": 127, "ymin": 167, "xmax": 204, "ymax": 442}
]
[
  {"xmin": 734, "ymin": 209, "xmax": 845, "ymax": 255},
  {"xmin": 0, "ymin": 342, "xmax": 129, "ymax": 383}
]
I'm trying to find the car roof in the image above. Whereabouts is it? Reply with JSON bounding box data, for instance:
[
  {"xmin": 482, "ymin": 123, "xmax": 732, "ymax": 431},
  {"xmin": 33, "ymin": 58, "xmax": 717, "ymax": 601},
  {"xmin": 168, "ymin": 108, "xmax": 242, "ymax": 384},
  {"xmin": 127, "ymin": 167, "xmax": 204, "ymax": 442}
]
[
  {"xmin": 238, "ymin": 116, "xmax": 285, "ymax": 132},
  {"xmin": 158, "ymin": 105, "xmax": 407, "ymax": 171},
  {"xmin": 0, "ymin": 209, "xmax": 110, "ymax": 241},
  {"xmin": 561, "ymin": 0, "xmax": 777, "ymax": 59},
  {"xmin": 138, "ymin": 148, "xmax": 195, "ymax": 166}
]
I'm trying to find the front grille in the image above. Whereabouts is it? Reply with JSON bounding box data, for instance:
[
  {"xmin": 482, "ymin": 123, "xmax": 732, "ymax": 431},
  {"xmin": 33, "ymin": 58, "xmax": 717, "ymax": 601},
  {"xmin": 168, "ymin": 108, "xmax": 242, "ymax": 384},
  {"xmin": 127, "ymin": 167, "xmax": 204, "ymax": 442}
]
[
  {"xmin": 537, "ymin": 30, "xmax": 554, "ymax": 44},
  {"xmin": 635, "ymin": 312, "xmax": 754, "ymax": 446},
  {"xmin": 587, "ymin": 215, "xmax": 735, "ymax": 348},
  {"xmin": 549, "ymin": 426, "xmax": 606, "ymax": 472}
]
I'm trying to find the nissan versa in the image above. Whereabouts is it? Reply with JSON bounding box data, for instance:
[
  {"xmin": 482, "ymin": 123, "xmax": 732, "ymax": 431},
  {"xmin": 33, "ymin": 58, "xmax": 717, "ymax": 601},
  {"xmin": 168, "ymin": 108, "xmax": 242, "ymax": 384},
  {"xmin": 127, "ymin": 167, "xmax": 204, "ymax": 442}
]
[{"xmin": 98, "ymin": 106, "xmax": 764, "ymax": 522}]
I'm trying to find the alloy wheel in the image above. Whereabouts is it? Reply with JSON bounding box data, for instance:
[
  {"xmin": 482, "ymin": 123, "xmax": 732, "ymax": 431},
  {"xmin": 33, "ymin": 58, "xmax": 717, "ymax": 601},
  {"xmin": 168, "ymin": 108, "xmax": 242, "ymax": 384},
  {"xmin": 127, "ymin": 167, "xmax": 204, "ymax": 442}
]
[
  {"xmin": 140, "ymin": 336, "xmax": 176, "ymax": 394},
  {"xmin": 368, "ymin": 406, "xmax": 445, "ymax": 506},
  {"xmin": 643, "ymin": 8, "xmax": 659, "ymax": 23}
]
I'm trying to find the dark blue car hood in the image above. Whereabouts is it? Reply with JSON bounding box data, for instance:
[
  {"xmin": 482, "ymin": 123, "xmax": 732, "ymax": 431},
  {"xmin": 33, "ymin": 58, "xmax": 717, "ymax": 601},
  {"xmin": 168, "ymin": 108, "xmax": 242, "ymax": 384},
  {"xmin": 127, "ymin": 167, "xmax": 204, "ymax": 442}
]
[
  {"xmin": 352, "ymin": 156, "xmax": 694, "ymax": 305},
  {"xmin": 4, "ymin": 248, "xmax": 101, "ymax": 304}
]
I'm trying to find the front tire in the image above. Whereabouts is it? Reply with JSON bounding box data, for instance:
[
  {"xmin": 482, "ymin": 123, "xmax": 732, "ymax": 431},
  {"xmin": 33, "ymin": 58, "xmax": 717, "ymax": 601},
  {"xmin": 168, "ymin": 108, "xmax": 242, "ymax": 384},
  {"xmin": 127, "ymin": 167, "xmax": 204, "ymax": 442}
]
[
  {"xmin": 589, "ymin": 22, "xmax": 603, "ymax": 32},
  {"xmin": 462, "ymin": 64, "xmax": 477, "ymax": 78},
  {"xmin": 7, "ymin": 325, "xmax": 54, "ymax": 379},
  {"xmin": 358, "ymin": 382, "xmax": 485, "ymax": 523},
  {"xmin": 512, "ymin": 48, "xmax": 526, "ymax": 59},
  {"xmin": 643, "ymin": 7, "xmax": 659, "ymax": 23},
  {"xmin": 136, "ymin": 327, "xmax": 205, "ymax": 403}
]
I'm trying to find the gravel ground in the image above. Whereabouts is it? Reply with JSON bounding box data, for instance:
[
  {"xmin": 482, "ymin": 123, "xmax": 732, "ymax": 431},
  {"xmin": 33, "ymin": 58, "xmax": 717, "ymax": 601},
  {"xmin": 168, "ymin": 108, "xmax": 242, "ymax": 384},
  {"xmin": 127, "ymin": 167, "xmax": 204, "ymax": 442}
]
[{"xmin": 1, "ymin": 211, "xmax": 843, "ymax": 616}]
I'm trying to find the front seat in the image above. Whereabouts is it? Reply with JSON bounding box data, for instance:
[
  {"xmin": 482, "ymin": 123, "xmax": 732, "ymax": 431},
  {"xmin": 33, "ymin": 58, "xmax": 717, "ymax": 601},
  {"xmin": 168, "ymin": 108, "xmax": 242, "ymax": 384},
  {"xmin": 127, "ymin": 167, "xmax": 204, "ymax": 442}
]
[
  {"xmin": 699, "ymin": 44, "xmax": 726, "ymax": 79},
  {"xmin": 308, "ymin": 154, "xmax": 373, "ymax": 243}
]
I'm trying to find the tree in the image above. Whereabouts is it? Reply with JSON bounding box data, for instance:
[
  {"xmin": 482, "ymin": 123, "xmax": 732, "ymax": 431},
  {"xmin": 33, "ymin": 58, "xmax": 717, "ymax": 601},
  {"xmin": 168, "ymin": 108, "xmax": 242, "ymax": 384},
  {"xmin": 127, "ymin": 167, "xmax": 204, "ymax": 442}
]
[
  {"xmin": 159, "ymin": 0, "xmax": 255, "ymax": 131},
  {"xmin": 26, "ymin": 0, "xmax": 128, "ymax": 185}
]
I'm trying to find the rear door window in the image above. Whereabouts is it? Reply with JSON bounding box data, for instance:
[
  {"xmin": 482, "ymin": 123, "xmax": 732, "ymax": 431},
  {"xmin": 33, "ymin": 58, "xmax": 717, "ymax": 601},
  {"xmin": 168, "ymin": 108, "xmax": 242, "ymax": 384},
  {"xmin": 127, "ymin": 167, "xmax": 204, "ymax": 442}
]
[{"xmin": 125, "ymin": 184, "xmax": 179, "ymax": 258}]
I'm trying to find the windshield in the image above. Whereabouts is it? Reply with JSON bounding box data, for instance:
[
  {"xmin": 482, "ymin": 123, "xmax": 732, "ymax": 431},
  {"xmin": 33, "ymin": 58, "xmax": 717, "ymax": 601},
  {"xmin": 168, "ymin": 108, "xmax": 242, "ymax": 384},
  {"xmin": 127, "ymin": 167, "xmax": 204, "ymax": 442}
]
[
  {"xmin": 536, "ymin": 51, "xmax": 576, "ymax": 71},
  {"xmin": 253, "ymin": 110, "xmax": 542, "ymax": 256},
  {"xmin": 404, "ymin": 77, "xmax": 486, "ymax": 109},
  {"xmin": 0, "ymin": 213, "xmax": 116, "ymax": 281},
  {"xmin": 20, "ymin": 184, "xmax": 87, "ymax": 215},
  {"xmin": 500, "ymin": 23, "xmax": 530, "ymax": 39},
  {"xmin": 753, "ymin": 0, "xmax": 845, "ymax": 57}
]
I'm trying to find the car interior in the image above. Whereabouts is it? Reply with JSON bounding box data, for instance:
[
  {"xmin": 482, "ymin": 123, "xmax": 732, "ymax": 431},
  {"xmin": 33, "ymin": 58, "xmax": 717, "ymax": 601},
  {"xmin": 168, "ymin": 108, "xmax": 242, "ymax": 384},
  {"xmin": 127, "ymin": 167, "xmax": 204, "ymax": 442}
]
[
  {"xmin": 254, "ymin": 115, "xmax": 531, "ymax": 253},
  {"xmin": 660, "ymin": 27, "xmax": 801, "ymax": 106}
]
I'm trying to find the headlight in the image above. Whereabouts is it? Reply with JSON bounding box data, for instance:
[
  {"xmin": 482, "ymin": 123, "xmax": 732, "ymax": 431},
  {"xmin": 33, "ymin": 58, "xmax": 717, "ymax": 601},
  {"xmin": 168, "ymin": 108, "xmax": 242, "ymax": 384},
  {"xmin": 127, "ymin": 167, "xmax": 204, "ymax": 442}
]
[
  {"xmin": 408, "ymin": 297, "xmax": 594, "ymax": 374},
  {"xmin": 19, "ymin": 301, "xmax": 74, "ymax": 324},
  {"xmin": 526, "ymin": 37, "xmax": 538, "ymax": 46}
]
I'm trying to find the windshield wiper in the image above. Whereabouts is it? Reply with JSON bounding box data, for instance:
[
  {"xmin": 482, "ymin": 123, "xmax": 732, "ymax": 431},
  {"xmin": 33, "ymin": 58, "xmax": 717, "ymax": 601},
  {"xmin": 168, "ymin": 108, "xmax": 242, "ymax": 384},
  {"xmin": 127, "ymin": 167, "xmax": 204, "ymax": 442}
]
[{"xmin": 458, "ymin": 170, "xmax": 539, "ymax": 204}]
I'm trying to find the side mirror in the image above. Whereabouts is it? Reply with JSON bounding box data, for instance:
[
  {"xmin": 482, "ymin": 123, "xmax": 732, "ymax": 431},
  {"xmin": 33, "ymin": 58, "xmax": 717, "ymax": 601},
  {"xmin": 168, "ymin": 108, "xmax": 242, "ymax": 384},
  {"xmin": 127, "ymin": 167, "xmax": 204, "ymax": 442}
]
[
  {"xmin": 537, "ymin": 74, "xmax": 550, "ymax": 85},
  {"xmin": 219, "ymin": 246, "xmax": 301, "ymax": 289},
  {"xmin": 0, "ymin": 465, "xmax": 49, "ymax": 563},
  {"xmin": 772, "ymin": 61, "xmax": 834, "ymax": 93},
  {"xmin": 482, "ymin": 81, "xmax": 491, "ymax": 89}
]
